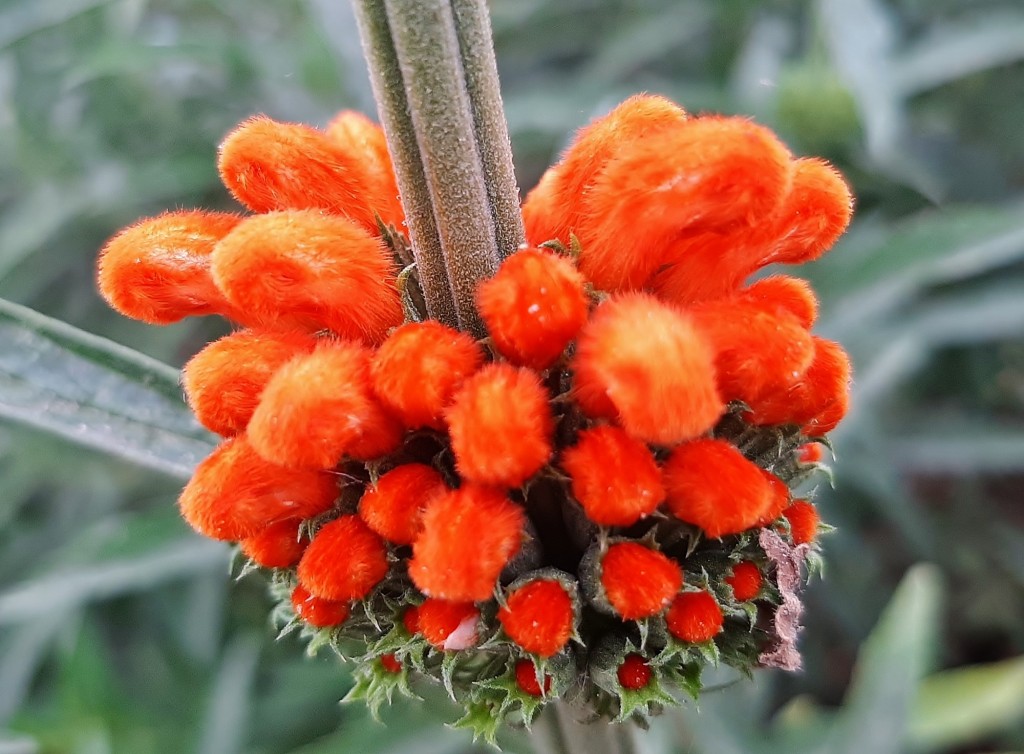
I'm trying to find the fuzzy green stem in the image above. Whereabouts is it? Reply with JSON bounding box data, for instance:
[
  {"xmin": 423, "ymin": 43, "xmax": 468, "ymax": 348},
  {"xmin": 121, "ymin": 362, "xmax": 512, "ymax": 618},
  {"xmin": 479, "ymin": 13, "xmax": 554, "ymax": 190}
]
[
  {"xmin": 351, "ymin": 0, "xmax": 458, "ymax": 327},
  {"xmin": 450, "ymin": 0, "xmax": 526, "ymax": 260},
  {"xmin": 531, "ymin": 702, "xmax": 642, "ymax": 754}
]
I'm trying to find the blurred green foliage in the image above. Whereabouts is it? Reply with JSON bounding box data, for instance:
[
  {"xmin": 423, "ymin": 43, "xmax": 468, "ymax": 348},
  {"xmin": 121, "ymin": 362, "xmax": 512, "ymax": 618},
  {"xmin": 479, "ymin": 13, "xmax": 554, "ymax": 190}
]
[{"xmin": 2, "ymin": 0, "xmax": 1024, "ymax": 752}]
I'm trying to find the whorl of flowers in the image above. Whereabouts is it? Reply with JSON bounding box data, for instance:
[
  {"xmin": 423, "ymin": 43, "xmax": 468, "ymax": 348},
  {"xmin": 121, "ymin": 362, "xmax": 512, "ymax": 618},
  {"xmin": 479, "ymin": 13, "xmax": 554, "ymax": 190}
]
[{"xmin": 97, "ymin": 96, "xmax": 851, "ymax": 734}]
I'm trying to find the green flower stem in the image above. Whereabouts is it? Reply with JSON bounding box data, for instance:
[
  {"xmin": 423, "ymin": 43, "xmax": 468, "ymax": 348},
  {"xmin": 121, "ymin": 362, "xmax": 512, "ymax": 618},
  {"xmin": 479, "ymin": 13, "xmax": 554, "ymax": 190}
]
[
  {"xmin": 532, "ymin": 702, "xmax": 642, "ymax": 754},
  {"xmin": 351, "ymin": 0, "xmax": 458, "ymax": 327},
  {"xmin": 449, "ymin": 0, "xmax": 526, "ymax": 260}
]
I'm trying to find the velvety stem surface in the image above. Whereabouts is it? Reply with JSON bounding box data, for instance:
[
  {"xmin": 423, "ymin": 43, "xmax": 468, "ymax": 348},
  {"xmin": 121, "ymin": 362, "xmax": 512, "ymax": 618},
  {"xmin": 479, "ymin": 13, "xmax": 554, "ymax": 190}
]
[{"xmin": 531, "ymin": 702, "xmax": 642, "ymax": 754}]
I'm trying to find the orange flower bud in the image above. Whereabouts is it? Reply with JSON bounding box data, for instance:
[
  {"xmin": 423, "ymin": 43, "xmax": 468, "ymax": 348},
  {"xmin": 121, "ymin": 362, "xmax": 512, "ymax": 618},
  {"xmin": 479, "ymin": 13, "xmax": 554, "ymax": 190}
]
[
  {"xmin": 726, "ymin": 561, "xmax": 763, "ymax": 602},
  {"xmin": 572, "ymin": 294, "xmax": 724, "ymax": 444},
  {"xmin": 498, "ymin": 578, "xmax": 575, "ymax": 658},
  {"xmin": 600, "ymin": 542, "xmax": 682, "ymax": 620},
  {"xmin": 798, "ymin": 442, "xmax": 825, "ymax": 464},
  {"xmin": 740, "ymin": 275, "xmax": 818, "ymax": 329},
  {"xmin": 402, "ymin": 605, "xmax": 421, "ymax": 635},
  {"xmin": 379, "ymin": 653, "xmax": 403, "ymax": 674},
  {"xmin": 521, "ymin": 94, "xmax": 687, "ymax": 247},
  {"xmin": 358, "ymin": 463, "xmax": 449, "ymax": 545},
  {"xmin": 217, "ymin": 115, "xmax": 391, "ymax": 235},
  {"xmin": 97, "ymin": 211, "xmax": 241, "ymax": 324},
  {"xmin": 758, "ymin": 469, "xmax": 791, "ymax": 526},
  {"xmin": 690, "ymin": 300, "xmax": 814, "ymax": 407},
  {"xmin": 560, "ymin": 425, "xmax": 664, "ymax": 527},
  {"xmin": 764, "ymin": 158, "xmax": 853, "ymax": 266},
  {"xmin": 248, "ymin": 341, "xmax": 402, "ymax": 469},
  {"xmin": 291, "ymin": 584, "xmax": 350, "ymax": 628},
  {"xmin": 370, "ymin": 321, "xmax": 484, "ymax": 430},
  {"xmin": 182, "ymin": 329, "xmax": 318, "ymax": 436},
  {"xmin": 210, "ymin": 210, "xmax": 402, "ymax": 343},
  {"xmin": 665, "ymin": 591, "xmax": 724, "ymax": 643},
  {"xmin": 617, "ymin": 654, "xmax": 652, "ymax": 690},
  {"xmin": 239, "ymin": 519, "xmax": 306, "ymax": 569},
  {"xmin": 476, "ymin": 248, "xmax": 589, "ymax": 369},
  {"xmin": 325, "ymin": 110, "xmax": 404, "ymax": 230},
  {"xmin": 663, "ymin": 438, "xmax": 773, "ymax": 538},
  {"xmin": 576, "ymin": 117, "xmax": 792, "ymax": 291},
  {"xmin": 416, "ymin": 599, "xmax": 479, "ymax": 650},
  {"xmin": 296, "ymin": 515, "xmax": 389, "ymax": 602},
  {"xmin": 178, "ymin": 436, "xmax": 338, "ymax": 541},
  {"xmin": 782, "ymin": 500, "xmax": 820, "ymax": 545},
  {"xmin": 445, "ymin": 364, "xmax": 553, "ymax": 487},
  {"xmin": 409, "ymin": 485, "xmax": 525, "ymax": 602},
  {"xmin": 514, "ymin": 659, "xmax": 552, "ymax": 697}
]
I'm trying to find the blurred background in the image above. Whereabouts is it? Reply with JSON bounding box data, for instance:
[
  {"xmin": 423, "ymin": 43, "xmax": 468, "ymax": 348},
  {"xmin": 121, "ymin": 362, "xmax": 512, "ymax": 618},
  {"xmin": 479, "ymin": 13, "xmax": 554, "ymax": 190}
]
[{"xmin": 2, "ymin": 0, "xmax": 1024, "ymax": 752}]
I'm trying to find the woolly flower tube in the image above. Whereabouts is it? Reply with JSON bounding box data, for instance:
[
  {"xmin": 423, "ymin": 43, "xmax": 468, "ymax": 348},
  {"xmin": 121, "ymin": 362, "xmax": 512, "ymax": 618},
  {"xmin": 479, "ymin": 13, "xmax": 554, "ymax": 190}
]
[{"xmin": 97, "ymin": 92, "xmax": 852, "ymax": 736}]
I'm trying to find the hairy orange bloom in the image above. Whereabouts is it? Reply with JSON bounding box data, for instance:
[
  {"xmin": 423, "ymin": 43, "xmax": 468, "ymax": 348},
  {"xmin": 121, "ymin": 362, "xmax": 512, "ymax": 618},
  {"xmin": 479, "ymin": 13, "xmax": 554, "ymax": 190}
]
[
  {"xmin": 416, "ymin": 599, "xmax": 479, "ymax": 650},
  {"xmin": 498, "ymin": 579, "xmax": 575, "ymax": 658},
  {"xmin": 663, "ymin": 439, "xmax": 773, "ymax": 538},
  {"xmin": 248, "ymin": 341, "xmax": 402, "ymax": 469},
  {"xmin": 297, "ymin": 515, "xmax": 389, "ymax": 602},
  {"xmin": 97, "ymin": 211, "xmax": 241, "ymax": 324},
  {"xmin": 182, "ymin": 329, "xmax": 318, "ymax": 436},
  {"xmin": 445, "ymin": 363, "xmax": 553, "ymax": 487},
  {"xmin": 783, "ymin": 500, "xmax": 820, "ymax": 545},
  {"xmin": 401, "ymin": 605, "xmax": 421, "ymax": 635},
  {"xmin": 572, "ymin": 293, "xmax": 723, "ymax": 444},
  {"xmin": 239, "ymin": 519, "xmax": 307, "ymax": 569},
  {"xmin": 798, "ymin": 442, "xmax": 825, "ymax": 464},
  {"xmin": 218, "ymin": 115, "xmax": 394, "ymax": 235},
  {"xmin": 740, "ymin": 275, "xmax": 819, "ymax": 329},
  {"xmin": 665, "ymin": 591, "xmax": 724, "ymax": 643},
  {"xmin": 325, "ymin": 110, "xmax": 404, "ymax": 230},
  {"xmin": 617, "ymin": 654, "xmax": 652, "ymax": 690},
  {"xmin": 178, "ymin": 436, "xmax": 338, "ymax": 541},
  {"xmin": 758, "ymin": 469, "xmax": 791, "ymax": 526},
  {"xmin": 370, "ymin": 321, "xmax": 484, "ymax": 430},
  {"xmin": 561, "ymin": 425, "xmax": 664, "ymax": 527},
  {"xmin": 358, "ymin": 463, "xmax": 449, "ymax": 545},
  {"xmin": 476, "ymin": 248, "xmax": 589, "ymax": 369},
  {"xmin": 575, "ymin": 117, "xmax": 791, "ymax": 291},
  {"xmin": 691, "ymin": 300, "xmax": 814, "ymax": 407},
  {"xmin": 409, "ymin": 485, "xmax": 525, "ymax": 601},
  {"xmin": 515, "ymin": 659, "xmax": 552, "ymax": 697},
  {"xmin": 522, "ymin": 94, "xmax": 687, "ymax": 248},
  {"xmin": 600, "ymin": 542, "xmax": 682, "ymax": 620},
  {"xmin": 210, "ymin": 210, "xmax": 402, "ymax": 343},
  {"xmin": 726, "ymin": 562, "xmax": 763, "ymax": 602},
  {"xmin": 291, "ymin": 584, "xmax": 350, "ymax": 628}
]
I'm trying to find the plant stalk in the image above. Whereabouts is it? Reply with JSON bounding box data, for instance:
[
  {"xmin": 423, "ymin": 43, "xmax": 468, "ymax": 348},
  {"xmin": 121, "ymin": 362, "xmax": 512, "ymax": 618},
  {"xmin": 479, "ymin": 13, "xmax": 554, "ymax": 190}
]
[{"xmin": 531, "ymin": 701, "xmax": 642, "ymax": 754}]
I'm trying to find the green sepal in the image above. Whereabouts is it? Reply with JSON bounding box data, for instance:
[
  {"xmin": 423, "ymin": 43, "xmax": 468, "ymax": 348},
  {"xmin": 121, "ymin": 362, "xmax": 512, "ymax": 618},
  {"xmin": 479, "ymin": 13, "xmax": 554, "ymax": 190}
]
[
  {"xmin": 450, "ymin": 700, "xmax": 504, "ymax": 748},
  {"xmin": 538, "ymin": 238, "xmax": 568, "ymax": 255},
  {"xmin": 615, "ymin": 674, "xmax": 676, "ymax": 723},
  {"xmin": 341, "ymin": 658, "xmax": 416, "ymax": 721},
  {"xmin": 661, "ymin": 661, "xmax": 703, "ymax": 701}
]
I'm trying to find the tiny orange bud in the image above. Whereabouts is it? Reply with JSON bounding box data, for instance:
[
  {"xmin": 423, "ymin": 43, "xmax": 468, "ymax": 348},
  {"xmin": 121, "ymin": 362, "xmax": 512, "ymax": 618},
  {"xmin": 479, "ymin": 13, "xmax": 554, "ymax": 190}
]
[
  {"xmin": 783, "ymin": 500, "xmax": 820, "ymax": 545},
  {"xmin": 409, "ymin": 485, "xmax": 525, "ymax": 602},
  {"xmin": 370, "ymin": 321, "xmax": 484, "ymax": 430},
  {"xmin": 498, "ymin": 579, "xmax": 575, "ymax": 658},
  {"xmin": 417, "ymin": 599, "xmax": 479, "ymax": 650},
  {"xmin": 798, "ymin": 443, "xmax": 825, "ymax": 464},
  {"xmin": 663, "ymin": 439, "xmax": 774, "ymax": 538},
  {"xmin": 477, "ymin": 248, "xmax": 589, "ymax": 369},
  {"xmin": 297, "ymin": 515, "xmax": 389, "ymax": 602},
  {"xmin": 572, "ymin": 293, "xmax": 724, "ymax": 444},
  {"xmin": 179, "ymin": 436, "xmax": 338, "ymax": 541},
  {"xmin": 239, "ymin": 519, "xmax": 306, "ymax": 569},
  {"xmin": 290, "ymin": 584, "xmax": 350, "ymax": 628},
  {"xmin": 561, "ymin": 425, "xmax": 664, "ymax": 527},
  {"xmin": 402, "ymin": 605, "xmax": 421, "ymax": 636},
  {"xmin": 445, "ymin": 363, "xmax": 553, "ymax": 488},
  {"xmin": 726, "ymin": 561, "xmax": 763, "ymax": 602},
  {"xmin": 358, "ymin": 463, "xmax": 449, "ymax": 545},
  {"xmin": 248, "ymin": 341, "xmax": 402, "ymax": 469},
  {"xmin": 601, "ymin": 542, "xmax": 682, "ymax": 620},
  {"xmin": 617, "ymin": 653, "xmax": 652, "ymax": 690},
  {"xmin": 379, "ymin": 653, "xmax": 403, "ymax": 674},
  {"xmin": 97, "ymin": 211, "xmax": 241, "ymax": 324},
  {"xmin": 514, "ymin": 659, "xmax": 552, "ymax": 697},
  {"xmin": 666, "ymin": 591, "xmax": 724, "ymax": 643},
  {"xmin": 182, "ymin": 329, "xmax": 318, "ymax": 436}
]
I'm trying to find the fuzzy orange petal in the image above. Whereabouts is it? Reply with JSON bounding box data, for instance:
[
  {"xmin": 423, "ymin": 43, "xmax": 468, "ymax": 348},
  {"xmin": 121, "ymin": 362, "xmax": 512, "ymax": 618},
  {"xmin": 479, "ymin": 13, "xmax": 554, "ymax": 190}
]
[
  {"xmin": 409, "ymin": 485, "xmax": 525, "ymax": 602},
  {"xmin": 498, "ymin": 579, "xmax": 575, "ymax": 658},
  {"xmin": 248, "ymin": 340, "xmax": 402, "ymax": 469},
  {"xmin": 239, "ymin": 519, "xmax": 307, "ymax": 569},
  {"xmin": 97, "ymin": 211, "xmax": 241, "ymax": 324},
  {"xmin": 572, "ymin": 293, "xmax": 724, "ymax": 444},
  {"xmin": 179, "ymin": 436, "xmax": 338, "ymax": 541},
  {"xmin": 665, "ymin": 591, "xmax": 724, "ymax": 643},
  {"xmin": 416, "ymin": 599, "xmax": 479, "ymax": 650},
  {"xmin": 297, "ymin": 515, "xmax": 389, "ymax": 602},
  {"xmin": 783, "ymin": 500, "xmax": 820, "ymax": 545},
  {"xmin": 291, "ymin": 584, "xmax": 350, "ymax": 628},
  {"xmin": 600, "ymin": 542, "xmax": 682, "ymax": 620},
  {"xmin": 325, "ymin": 110, "xmax": 404, "ymax": 230},
  {"xmin": 726, "ymin": 561, "xmax": 763, "ymax": 602},
  {"xmin": 358, "ymin": 463, "xmax": 449, "ymax": 545},
  {"xmin": 210, "ymin": 210, "xmax": 402, "ymax": 343}
]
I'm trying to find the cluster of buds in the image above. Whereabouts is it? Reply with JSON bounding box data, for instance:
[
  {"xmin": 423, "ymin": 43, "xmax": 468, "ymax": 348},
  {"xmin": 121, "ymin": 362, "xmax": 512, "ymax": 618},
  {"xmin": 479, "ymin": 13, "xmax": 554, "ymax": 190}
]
[{"xmin": 97, "ymin": 95, "xmax": 851, "ymax": 737}]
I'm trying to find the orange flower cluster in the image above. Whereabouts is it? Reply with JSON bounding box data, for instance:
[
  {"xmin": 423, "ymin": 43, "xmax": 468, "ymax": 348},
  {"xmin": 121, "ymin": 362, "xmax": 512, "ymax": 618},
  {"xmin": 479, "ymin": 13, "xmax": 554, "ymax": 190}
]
[{"xmin": 97, "ymin": 95, "xmax": 850, "ymax": 729}]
